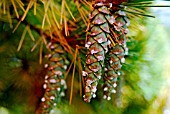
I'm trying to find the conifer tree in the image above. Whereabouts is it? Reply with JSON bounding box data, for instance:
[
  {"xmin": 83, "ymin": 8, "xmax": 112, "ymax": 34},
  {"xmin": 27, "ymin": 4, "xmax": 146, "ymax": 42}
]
[{"xmin": 0, "ymin": 0, "xmax": 168, "ymax": 114}]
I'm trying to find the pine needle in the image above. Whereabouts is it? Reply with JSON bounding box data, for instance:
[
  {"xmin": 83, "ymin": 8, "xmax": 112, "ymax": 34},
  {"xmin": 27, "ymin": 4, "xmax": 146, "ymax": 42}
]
[
  {"xmin": 132, "ymin": 5, "xmax": 170, "ymax": 7},
  {"xmin": 124, "ymin": 9, "xmax": 155, "ymax": 18},
  {"xmin": 51, "ymin": 5, "xmax": 61, "ymax": 29},
  {"xmin": 127, "ymin": 6, "xmax": 146, "ymax": 14},
  {"xmin": 31, "ymin": 38, "xmax": 41, "ymax": 52},
  {"xmin": 64, "ymin": 10, "xmax": 69, "ymax": 36},
  {"xmin": 21, "ymin": 0, "xmax": 34, "ymax": 21},
  {"xmin": 69, "ymin": 46, "xmax": 78, "ymax": 105},
  {"xmin": 110, "ymin": 29, "xmax": 117, "ymax": 46},
  {"xmin": 15, "ymin": 0, "xmax": 25, "ymax": 12},
  {"xmin": 64, "ymin": 1, "xmax": 76, "ymax": 22},
  {"xmin": 27, "ymin": 25, "xmax": 35, "ymax": 41},
  {"xmin": 48, "ymin": 27, "xmax": 53, "ymax": 41},
  {"xmin": 60, "ymin": 39, "xmax": 73, "ymax": 56},
  {"xmin": 122, "ymin": 1, "xmax": 153, "ymax": 5},
  {"xmin": 13, "ymin": 20, "xmax": 21, "ymax": 33},
  {"xmin": 82, "ymin": 7, "xmax": 90, "ymax": 16},
  {"xmin": 16, "ymin": 0, "xmax": 24, "ymax": 6},
  {"xmin": 53, "ymin": 4, "xmax": 62, "ymax": 17},
  {"xmin": 53, "ymin": 26, "xmax": 73, "ymax": 55},
  {"xmin": 3, "ymin": 1, "xmax": 6, "ymax": 14},
  {"xmin": 17, "ymin": 25, "xmax": 28, "ymax": 51},
  {"xmin": 39, "ymin": 41, "xmax": 43, "ymax": 64},
  {"xmin": 11, "ymin": 0, "xmax": 19, "ymax": 18},
  {"xmin": 60, "ymin": 0, "xmax": 65, "ymax": 24},
  {"xmin": 42, "ymin": 0, "xmax": 50, "ymax": 28},
  {"xmin": 46, "ymin": 13, "xmax": 52, "ymax": 28},
  {"xmin": 80, "ymin": 8, "xmax": 88, "ymax": 22},
  {"xmin": 7, "ymin": 7, "xmax": 13, "ymax": 28},
  {"xmin": 34, "ymin": 1, "xmax": 37, "ymax": 15},
  {"xmin": 41, "ymin": 35, "xmax": 47, "ymax": 46},
  {"xmin": 13, "ymin": 0, "xmax": 33, "ymax": 32},
  {"xmin": 81, "ymin": 0, "xmax": 92, "ymax": 10},
  {"xmin": 76, "ymin": 1, "xmax": 88, "ymax": 26},
  {"xmin": 77, "ymin": 49, "xmax": 83, "ymax": 96},
  {"xmin": 65, "ymin": 58, "xmax": 74, "ymax": 80}
]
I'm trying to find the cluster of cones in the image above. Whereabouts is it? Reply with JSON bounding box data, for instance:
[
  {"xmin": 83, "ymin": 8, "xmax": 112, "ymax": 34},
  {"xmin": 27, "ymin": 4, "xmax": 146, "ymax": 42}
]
[
  {"xmin": 39, "ymin": 0, "xmax": 129, "ymax": 113},
  {"xmin": 83, "ymin": 0, "xmax": 129, "ymax": 102}
]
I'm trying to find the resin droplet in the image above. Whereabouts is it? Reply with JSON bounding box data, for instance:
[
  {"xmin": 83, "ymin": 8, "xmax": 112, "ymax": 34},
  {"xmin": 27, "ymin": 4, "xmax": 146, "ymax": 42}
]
[
  {"xmin": 107, "ymin": 96, "xmax": 111, "ymax": 100},
  {"xmin": 41, "ymin": 97, "xmax": 45, "ymax": 102},
  {"xmin": 104, "ymin": 87, "xmax": 108, "ymax": 91},
  {"xmin": 61, "ymin": 79, "xmax": 65, "ymax": 85},
  {"xmin": 93, "ymin": 94, "xmax": 96, "ymax": 98},
  {"xmin": 111, "ymin": 89, "xmax": 116, "ymax": 93},
  {"xmin": 50, "ymin": 96, "xmax": 55, "ymax": 100},
  {"xmin": 82, "ymin": 71, "xmax": 88, "ymax": 76},
  {"xmin": 43, "ymin": 84, "xmax": 47, "ymax": 89},
  {"xmin": 113, "ymin": 83, "xmax": 117, "ymax": 88},
  {"xmin": 121, "ymin": 58, "xmax": 125, "ymax": 63},
  {"xmin": 44, "ymin": 64, "xmax": 48, "ymax": 68},
  {"xmin": 49, "ymin": 79, "xmax": 56, "ymax": 83}
]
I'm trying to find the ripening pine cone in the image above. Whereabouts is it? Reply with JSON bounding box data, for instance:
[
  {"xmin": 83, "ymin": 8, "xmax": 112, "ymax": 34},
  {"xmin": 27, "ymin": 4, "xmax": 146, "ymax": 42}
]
[
  {"xmin": 82, "ymin": 2, "xmax": 115, "ymax": 102},
  {"xmin": 83, "ymin": 0, "xmax": 130, "ymax": 102},
  {"xmin": 103, "ymin": 8, "xmax": 130, "ymax": 100},
  {"xmin": 40, "ymin": 42, "xmax": 69, "ymax": 114}
]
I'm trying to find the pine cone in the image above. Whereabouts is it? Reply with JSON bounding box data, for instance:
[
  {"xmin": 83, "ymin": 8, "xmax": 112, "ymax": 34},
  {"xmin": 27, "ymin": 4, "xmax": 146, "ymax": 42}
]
[
  {"xmin": 82, "ymin": 2, "xmax": 115, "ymax": 102},
  {"xmin": 103, "ymin": 9, "xmax": 129, "ymax": 100},
  {"xmin": 40, "ymin": 42, "xmax": 69, "ymax": 114}
]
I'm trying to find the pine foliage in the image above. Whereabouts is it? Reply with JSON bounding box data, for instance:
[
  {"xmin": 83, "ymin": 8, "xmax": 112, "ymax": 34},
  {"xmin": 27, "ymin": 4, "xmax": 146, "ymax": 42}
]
[{"xmin": 0, "ymin": 0, "xmax": 168, "ymax": 114}]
